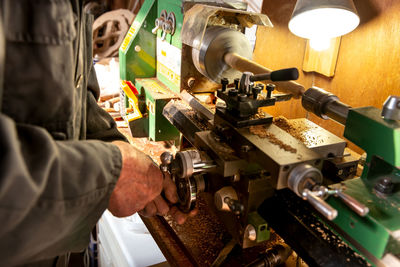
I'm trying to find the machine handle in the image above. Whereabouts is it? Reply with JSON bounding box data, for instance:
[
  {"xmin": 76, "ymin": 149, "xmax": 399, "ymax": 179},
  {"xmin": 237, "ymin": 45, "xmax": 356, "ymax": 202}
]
[
  {"xmin": 336, "ymin": 191, "xmax": 369, "ymax": 217},
  {"xmin": 271, "ymin": 68, "xmax": 299, "ymax": 81},
  {"xmin": 223, "ymin": 52, "xmax": 305, "ymax": 98},
  {"xmin": 250, "ymin": 68, "xmax": 299, "ymax": 82},
  {"xmin": 303, "ymin": 188, "xmax": 338, "ymax": 220}
]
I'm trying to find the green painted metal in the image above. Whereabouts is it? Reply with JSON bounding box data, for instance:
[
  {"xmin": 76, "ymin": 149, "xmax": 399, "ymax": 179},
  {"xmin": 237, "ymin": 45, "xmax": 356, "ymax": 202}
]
[
  {"xmin": 157, "ymin": 0, "xmax": 183, "ymax": 49},
  {"xmin": 328, "ymin": 178, "xmax": 400, "ymax": 259},
  {"xmin": 156, "ymin": 0, "xmax": 183, "ymax": 93},
  {"xmin": 344, "ymin": 107, "xmax": 400, "ymax": 176},
  {"xmin": 119, "ymin": 0, "xmax": 157, "ymax": 82},
  {"xmin": 326, "ymin": 107, "xmax": 400, "ymax": 261},
  {"xmin": 249, "ymin": 212, "xmax": 270, "ymax": 243},
  {"xmin": 135, "ymin": 78, "xmax": 180, "ymax": 141},
  {"xmin": 119, "ymin": 0, "xmax": 182, "ymax": 141}
]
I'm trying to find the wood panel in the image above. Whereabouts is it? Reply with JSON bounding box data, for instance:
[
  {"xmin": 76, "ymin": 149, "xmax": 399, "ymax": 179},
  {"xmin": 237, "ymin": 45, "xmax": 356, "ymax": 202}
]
[
  {"xmin": 253, "ymin": 0, "xmax": 400, "ymax": 153},
  {"xmin": 303, "ymin": 37, "xmax": 341, "ymax": 77}
]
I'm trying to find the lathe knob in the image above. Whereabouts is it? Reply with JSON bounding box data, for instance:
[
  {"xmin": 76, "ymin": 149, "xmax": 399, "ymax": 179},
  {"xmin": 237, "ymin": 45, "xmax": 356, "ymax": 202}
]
[
  {"xmin": 266, "ymin": 84, "xmax": 275, "ymax": 98},
  {"xmin": 252, "ymin": 85, "xmax": 263, "ymax": 99},
  {"xmin": 214, "ymin": 186, "xmax": 238, "ymax": 212},
  {"xmin": 234, "ymin": 78, "xmax": 240, "ymax": 90},
  {"xmin": 381, "ymin": 95, "xmax": 400, "ymax": 120},
  {"xmin": 221, "ymin": 78, "xmax": 229, "ymax": 92}
]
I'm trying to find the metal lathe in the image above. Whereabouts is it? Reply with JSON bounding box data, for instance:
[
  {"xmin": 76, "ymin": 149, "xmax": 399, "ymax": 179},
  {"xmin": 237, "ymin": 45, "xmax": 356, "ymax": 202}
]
[{"xmin": 118, "ymin": 1, "xmax": 400, "ymax": 266}]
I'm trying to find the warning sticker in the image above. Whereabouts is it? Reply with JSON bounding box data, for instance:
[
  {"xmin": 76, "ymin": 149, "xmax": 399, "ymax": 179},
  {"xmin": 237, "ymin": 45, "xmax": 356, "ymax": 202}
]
[{"xmin": 157, "ymin": 38, "xmax": 181, "ymax": 87}]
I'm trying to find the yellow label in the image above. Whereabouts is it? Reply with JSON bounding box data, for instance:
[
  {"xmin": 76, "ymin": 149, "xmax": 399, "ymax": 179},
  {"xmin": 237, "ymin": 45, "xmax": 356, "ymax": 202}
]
[
  {"xmin": 157, "ymin": 61, "xmax": 180, "ymax": 88},
  {"xmin": 120, "ymin": 24, "xmax": 137, "ymax": 53},
  {"xmin": 126, "ymin": 96, "xmax": 142, "ymax": 122},
  {"xmin": 126, "ymin": 109, "xmax": 142, "ymax": 121}
]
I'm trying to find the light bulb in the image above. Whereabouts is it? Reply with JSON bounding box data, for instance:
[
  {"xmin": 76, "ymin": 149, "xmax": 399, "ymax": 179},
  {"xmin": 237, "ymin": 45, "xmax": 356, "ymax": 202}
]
[
  {"xmin": 310, "ymin": 37, "xmax": 331, "ymax": 51},
  {"xmin": 289, "ymin": 7, "xmax": 360, "ymax": 39}
]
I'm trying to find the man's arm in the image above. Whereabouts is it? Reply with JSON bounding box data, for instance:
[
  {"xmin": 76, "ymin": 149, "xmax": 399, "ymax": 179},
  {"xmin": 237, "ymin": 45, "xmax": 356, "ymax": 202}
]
[{"xmin": 0, "ymin": 113, "xmax": 123, "ymax": 266}]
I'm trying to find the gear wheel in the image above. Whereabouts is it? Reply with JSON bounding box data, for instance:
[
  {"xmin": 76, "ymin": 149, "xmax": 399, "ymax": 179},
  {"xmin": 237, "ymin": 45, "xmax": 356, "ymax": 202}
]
[{"xmin": 92, "ymin": 9, "xmax": 135, "ymax": 59}]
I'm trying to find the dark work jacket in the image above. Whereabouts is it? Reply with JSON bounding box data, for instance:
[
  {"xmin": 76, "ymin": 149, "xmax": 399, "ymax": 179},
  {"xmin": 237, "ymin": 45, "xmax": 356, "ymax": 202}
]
[{"xmin": 0, "ymin": 0, "xmax": 127, "ymax": 266}]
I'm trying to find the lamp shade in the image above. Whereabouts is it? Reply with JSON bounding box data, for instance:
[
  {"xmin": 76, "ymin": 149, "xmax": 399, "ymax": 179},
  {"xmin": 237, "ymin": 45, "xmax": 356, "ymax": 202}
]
[{"xmin": 288, "ymin": 0, "xmax": 360, "ymax": 40}]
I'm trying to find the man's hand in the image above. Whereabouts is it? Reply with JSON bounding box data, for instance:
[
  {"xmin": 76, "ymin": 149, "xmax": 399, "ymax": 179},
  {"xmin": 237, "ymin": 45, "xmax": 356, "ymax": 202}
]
[
  {"xmin": 139, "ymin": 173, "xmax": 198, "ymax": 224},
  {"xmin": 108, "ymin": 141, "xmax": 164, "ymax": 217}
]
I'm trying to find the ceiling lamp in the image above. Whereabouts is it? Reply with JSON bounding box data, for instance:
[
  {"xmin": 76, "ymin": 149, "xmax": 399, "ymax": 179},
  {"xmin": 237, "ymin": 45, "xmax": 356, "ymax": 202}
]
[{"xmin": 288, "ymin": 0, "xmax": 360, "ymax": 51}]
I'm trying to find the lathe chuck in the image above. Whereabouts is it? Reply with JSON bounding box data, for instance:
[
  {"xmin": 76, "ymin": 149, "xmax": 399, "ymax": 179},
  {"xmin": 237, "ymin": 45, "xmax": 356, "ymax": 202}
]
[{"xmin": 192, "ymin": 26, "xmax": 252, "ymax": 82}]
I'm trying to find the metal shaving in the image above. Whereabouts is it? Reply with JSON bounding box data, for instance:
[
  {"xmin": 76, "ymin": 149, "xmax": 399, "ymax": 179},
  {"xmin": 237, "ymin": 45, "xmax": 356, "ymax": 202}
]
[{"xmin": 249, "ymin": 125, "xmax": 297, "ymax": 153}]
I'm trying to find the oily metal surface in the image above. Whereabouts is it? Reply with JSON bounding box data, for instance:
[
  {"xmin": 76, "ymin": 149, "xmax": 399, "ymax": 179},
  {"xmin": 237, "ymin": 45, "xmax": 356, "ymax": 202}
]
[
  {"xmin": 192, "ymin": 26, "xmax": 252, "ymax": 82},
  {"xmin": 273, "ymin": 117, "xmax": 347, "ymax": 158},
  {"xmin": 230, "ymin": 122, "xmax": 322, "ymax": 189}
]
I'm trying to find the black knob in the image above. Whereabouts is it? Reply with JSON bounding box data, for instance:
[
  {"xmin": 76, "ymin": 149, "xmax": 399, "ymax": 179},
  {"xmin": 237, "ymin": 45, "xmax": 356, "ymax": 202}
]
[
  {"xmin": 228, "ymin": 89, "xmax": 238, "ymax": 97},
  {"xmin": 270, "ymin": 68, "xmax": 299, "ymax": 81},
  {"xmin": 252, "ymin": 86, "xmax": 263, "ymax": 99},
  {"xmin": 234, "ymin": 78, "xmax": 240, "ymax": 90},
  {"xmin": 225, "ymin": 197, "xmax": 244, "ymax": 215},
  {"xmin": 266, "ymin": 84, "xmax": 276, "ymax": 98},
  {"xmin": 221, "ymin": 78, "xmax": 229, "ymax": 92}
]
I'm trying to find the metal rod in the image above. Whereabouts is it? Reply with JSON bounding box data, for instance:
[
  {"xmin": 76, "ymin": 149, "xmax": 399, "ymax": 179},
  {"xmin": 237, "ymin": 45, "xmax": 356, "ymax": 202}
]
[
  {"xmin": 336, "ymin": 191, "xmax": 369, "ymax": 217},
  {"xmin": 303, "ymin": 189, "xmax": 338, "ymax": 220}
]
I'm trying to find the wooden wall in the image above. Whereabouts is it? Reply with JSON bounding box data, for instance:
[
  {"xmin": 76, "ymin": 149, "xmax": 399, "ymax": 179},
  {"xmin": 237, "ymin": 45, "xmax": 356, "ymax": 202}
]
[{"xmin": 253, "ymin": 0, "xmax": 400, "ymax": 153}]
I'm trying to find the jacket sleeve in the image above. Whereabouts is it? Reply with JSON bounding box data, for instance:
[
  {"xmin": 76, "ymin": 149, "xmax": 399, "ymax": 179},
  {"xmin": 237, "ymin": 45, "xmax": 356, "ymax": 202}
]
[
  {"xmin": 0, "ymin": 113, "xmax": 123, "ymax": 266},
  {"xmin": 85, "ymin": 64, "xmax": 128, "ymax": 143},
  {"xmin": 0, "ymin": 19, "xmax": 124, "ymax": 267}
]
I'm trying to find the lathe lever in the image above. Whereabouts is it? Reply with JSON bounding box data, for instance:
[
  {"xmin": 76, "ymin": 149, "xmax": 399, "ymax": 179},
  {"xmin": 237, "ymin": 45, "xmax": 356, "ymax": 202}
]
[
  {"xmin": 302, "ymin": 188, "xmax": 338, "ymax": 221},
  {"xmin": 250, "ymin": 68, "xmax": 299, "ymax": 82},
  {"xmin": 335, "ymin": 190, "xmax": 369, "ymax": 217}
]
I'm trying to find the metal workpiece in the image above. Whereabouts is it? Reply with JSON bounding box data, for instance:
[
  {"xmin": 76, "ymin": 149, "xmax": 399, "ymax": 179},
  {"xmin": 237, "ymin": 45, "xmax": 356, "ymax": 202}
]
[
  {"xmin": 191, "ymin": 26, "xmax": 253, "ymax": 82},
  {"xmin": 302, "ymin": 86, "xmax": 350, "ymax": 125},
  {"xmin": 382, "ymin": 95, "xmax": 400, "ymax": 120}
]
